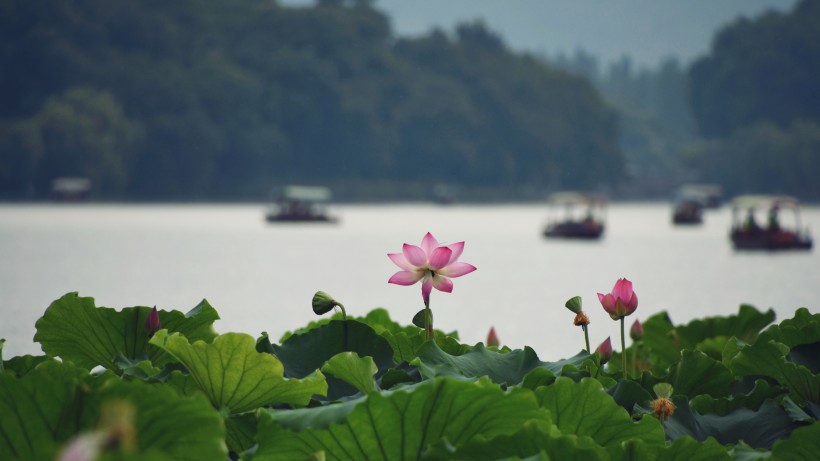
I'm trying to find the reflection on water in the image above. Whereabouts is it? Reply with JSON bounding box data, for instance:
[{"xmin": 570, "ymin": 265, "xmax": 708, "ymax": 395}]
[{"xmin": 0, "ymin": 202, "xmax": 817, "ymax": 360}]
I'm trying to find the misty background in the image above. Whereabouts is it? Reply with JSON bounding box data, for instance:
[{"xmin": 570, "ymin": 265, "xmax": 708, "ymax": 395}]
[{"xmin": 1, "ymin": 0, "xmax": 818, "ymax": 202}]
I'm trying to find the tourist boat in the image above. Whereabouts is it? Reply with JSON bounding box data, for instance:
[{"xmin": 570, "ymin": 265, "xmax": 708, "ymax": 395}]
[
  {"xmin": 265, "ymin": 185, "xmax": 338, "ymax": 223},
  {"xmin": 543, "ymin": 192, "xmax": 606, "ymax": 239},
  {"xmin": 50, "ymin": 177, "xmax": 91, "ymax": 202},
  {"xmin": 730, "ymin": 195, "xmax": 812, "ymax": 250},
  {"xmin": 672, "ymin": 199, "xmax": 704, "ymax": 225}
]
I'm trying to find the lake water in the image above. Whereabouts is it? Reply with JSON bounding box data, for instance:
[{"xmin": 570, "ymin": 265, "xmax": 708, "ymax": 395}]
[{"xmin": 1, "ymin": 202, "xmax": 817, "ymax": 361}]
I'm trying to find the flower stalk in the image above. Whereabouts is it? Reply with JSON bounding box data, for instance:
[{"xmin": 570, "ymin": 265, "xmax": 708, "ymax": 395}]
[
  {"xmin": 424, "ymin": 297, "xmax": 433, "ymax": 340},
  {"xmin": 620, "ymin": 317, "xmax": 626, "ymax": 379}
]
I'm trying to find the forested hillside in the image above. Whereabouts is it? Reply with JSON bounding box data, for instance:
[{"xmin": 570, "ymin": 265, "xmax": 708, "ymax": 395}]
[
  {"xmin": 686, "ymin": 0, "xmax": 820, "ymax": 199},
  {"xmin": 0, "ymin": 0, "xmax": 622, "ymax": 200}
]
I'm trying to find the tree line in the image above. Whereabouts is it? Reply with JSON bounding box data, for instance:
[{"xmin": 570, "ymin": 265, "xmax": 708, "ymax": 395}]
[
  {"xmin": 0, "ymin": 0, "xmax": 621, "ymax": 201},
  {"xmin": 1, "ymin": 0, "xmax": 817, "ymax": 201}
]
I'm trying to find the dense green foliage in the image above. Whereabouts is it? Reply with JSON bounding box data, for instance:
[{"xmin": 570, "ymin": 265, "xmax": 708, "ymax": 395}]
[
  {"xmin": 0, "ymin": 0, "xmax": 621, "ymax": 200},
  {"xmin": 686, "ymin": 0, "xmax": 820, "ymax": 199},
  {"xmin": 1, "ymin": 293, "xmax": 818, "ymax": 460}
]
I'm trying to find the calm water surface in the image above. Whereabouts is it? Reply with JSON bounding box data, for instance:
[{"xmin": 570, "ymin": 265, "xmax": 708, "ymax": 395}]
[{"xmin": 1, "ymin": 203, "xmax": 817, "ymax": 360}]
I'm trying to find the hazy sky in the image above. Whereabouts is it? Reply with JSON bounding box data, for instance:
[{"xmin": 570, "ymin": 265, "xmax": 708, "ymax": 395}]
[{"xmin": 283, "ymin": 0, "xmax": 800, "ymax": 69}]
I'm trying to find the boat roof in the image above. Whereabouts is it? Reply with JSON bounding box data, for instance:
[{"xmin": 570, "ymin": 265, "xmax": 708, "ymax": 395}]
[
  {"xmin": 276, "ymin": 185, "xmax": 332, "ymax": 202},
  {"xmin": 51, "ymin": 177, "xmax": 91, "ymax": 193},
  {"xmin": 730, "ymin": 194, "xmax": 801, "ymax": 210},
  {"xmin": 679, "ymin": 183, "xmax": 722, "ymax": 195},
  {"xmin": 547, "ymin": 191, "xmax": 607, "ymax": 206}
]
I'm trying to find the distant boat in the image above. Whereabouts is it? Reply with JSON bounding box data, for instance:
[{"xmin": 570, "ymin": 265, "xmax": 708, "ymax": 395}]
[
  {"xmin": 50, "ymin": 177, "xmax": 91, "ymax": 202},
  {"xmin": 431, "ymin": 184, "xmax": 458, "ymax": 205},
  {"xmin": 265, "ymin": 185, "xmax": 338, "ymax": 223},
  {"xmin": 672, "ymin": 199, "xmax": 704, "ymax": 225},
  {"xmin": 730, "ymin": 195, "xmax": 812, "ymax": 251},
  {"xmin": 543, "ymin": 191, "xmax": 606, "ymax": 239}
]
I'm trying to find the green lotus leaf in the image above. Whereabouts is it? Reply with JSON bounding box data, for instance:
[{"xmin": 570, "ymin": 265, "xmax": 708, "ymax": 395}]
[
  {"xmin": 787, "ymin": 342, "xmax": 820, "ymax": 375},
  {"xmin": 727, "ymin": 442, "xmax": 771, "ymax": 461},
  {"xmin": 75, "ymin": 379, "xmax": 227, "ymax": 461},
  {"xmin": 0, "ymin": 358, "xmax": 227, "ymax": 461},
  {"xmin": 606, "ymin": 378, "xmax": 653, "ymax": 413},
  {"xmin": 149, "ymin": 330, "xmax": 327, "ymax": 414},
  {"xmin": 114, "ymin": 354, "xmax": 164, "ymax": 381},
  {"xmin": 676, "ymin": 305, "xmax": 775, "ymax": 346},
  {"xmin": 381, "ymin": 330, "xmax": 417, "ymax": 363},
  {"xmin": 755, "ymin": 308, "xmax": 820, "ymax": 373},
  {"xmin": 666, "ymin": 350, "xmax": 735, "ymax": 398},
  {"xmin": 689, "ymin": 378, "xmax": 786, "ymax": 415},
  {"xmin": 756, "ymin": 307, "xmax": 820, "ymax": 348},
  {"xmin": 640, "ymin": 312, "xmax": 684, "ymax": 370},
  {"xmin": 268, "ymin": 320, "xmax": 396, "ymax": 400},
  {"xmin": 2, "ymin": 354, "xmax": 49, "ymax": 378},
  {"xmin": 271, "ymin": 320, "xmax": 395, "ymax": 377},
  {"xmin": 34, "ymin": 293, "xmax": 219, "ymax": 370},
  {"xmin": 780, "ymin": 395, "xmax": 816, "ymax": 423},
  {"xmin": 730, "ymin": 339, "xmax": 820, "ymax": 405},
  {"xmin": 254, "ymin": 377, "xmax": 548, "ymax": 460},
  {"xmin": 645, "ymin": 396, "xmax": 801, "ymax": 449},
  {"xmin": 770, "ymin": 420, "xmax": 820, "ymax": 460},
  {"xmin": 694, "ymin": 336, "xmax": 731, "ymax": 361},
  {"xmin": 360, "ymin": 308, "xmax": 419, "ymax": 336},
  {"xmin": 414, "ymin": 341, "xmax": 591, "ymax": 386},
  {"xmin": 321, "ymin": 351, "xmax": 379, "ymax": 394},
  {"xmin": 378, "ymin": 367, "xmax": 417, "ymax": 389},
  {"xmin": 425, "ymin": 421, "xmax": 609, "ymax": 461},
  {"xmin": 521, "ymin": 367, "xmax": 558, "ymax": 390},
  {"xmin": 225, "ymin": 413, "xmax": 257, "ymax": 455},
  {"xmin": 640, "ymin": 306, "xmax": 775, "ymax": 372},
  {"xmin": 534, "ymin": 377, "xmax": 666, "ymax": 448},
  {"xmin": 0, "ymin": 359, "xmax": 90, "ymax": 460},
  {"xmin": 635, "ymin": 436, "xmax": 730, "ymax": 461}
]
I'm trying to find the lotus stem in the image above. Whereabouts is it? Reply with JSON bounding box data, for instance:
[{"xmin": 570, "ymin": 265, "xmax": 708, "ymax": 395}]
[
  {"xmin": 620, "ymin": 317, "xmax": 627, "ymax": 380},
  {"xmin": 583, "ymin": 324, "xmax": 590, "ymax": 353},
  {"xmin": 424, "ymin": 298, "xmax": 434, "ymax": 341}
]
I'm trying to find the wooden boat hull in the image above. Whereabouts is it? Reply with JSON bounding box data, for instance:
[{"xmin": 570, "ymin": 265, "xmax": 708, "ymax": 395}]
[
  {"xmin": 543, "ymin": 222, "xmax": 604, "ymax": 239},
  {"xmin": 266, "ymin": 213, "xmax": 338, "ymax": 223},
  {"xmin": 731, "ymin": 230, "xmax": 813, "ymax": 251}
]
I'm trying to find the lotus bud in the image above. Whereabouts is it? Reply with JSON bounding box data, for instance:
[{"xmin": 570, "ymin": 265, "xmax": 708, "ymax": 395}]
[
  {"xmin": 564, "ymin": 296, "xmax": 583, "ymax": 314},
  {"xmin": 144, "ymin": 306, "xmax": 161, "ymax": 337},
  {"xmin": 486, "ymin": 327, "xmax": 499, "ymax": 347},
  {"xmin": 595, "ymin": 336, "xmax": 612, "ymax": 364},
  {"xmin": 573, "ymin": 311, "xmax": 590, "ymax": 326},
  {"xmin": 597, "ymin": 278, "xmax": 638, "ymax": 320},
  {"xmin": 630, "ymin": 319, "xmax": 643, "ymax": 341}
]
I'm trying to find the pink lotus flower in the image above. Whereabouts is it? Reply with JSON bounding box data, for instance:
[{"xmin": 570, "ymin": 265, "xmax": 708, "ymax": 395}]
[
  {"xmin": 597, "ymin": 278, "xmax": 638, "ymax": 320},
  {"xmin": 596, "ymin": 337, "xmax": 613, "ymax": 364},
  {"xmin": 388, "ymin": 232, "xmax": 476, "ymax": 304}
]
